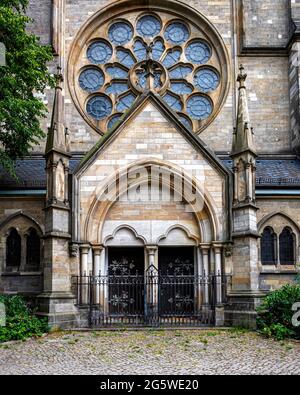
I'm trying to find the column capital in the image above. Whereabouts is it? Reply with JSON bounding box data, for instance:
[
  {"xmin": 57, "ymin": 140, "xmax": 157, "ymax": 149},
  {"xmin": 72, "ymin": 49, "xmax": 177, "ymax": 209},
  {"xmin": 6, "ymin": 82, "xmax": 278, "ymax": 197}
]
[
  {"xmin": 146, "ymin": 245, "xmax": 158, "ymax": 253},
  {"xmin": 92, "ymin": 244, "xmax": 104, "ymax": 255},
  {"xmin": 80, "ymin": 244, "xmax": 90, "ymax": 254},
  {"xmin": 212, "ymin": 242, "xmax": 224, "ymax": 253},
  {"xmin": 199, "ymin": 243, "xmax": 211, "ymax": 254}
]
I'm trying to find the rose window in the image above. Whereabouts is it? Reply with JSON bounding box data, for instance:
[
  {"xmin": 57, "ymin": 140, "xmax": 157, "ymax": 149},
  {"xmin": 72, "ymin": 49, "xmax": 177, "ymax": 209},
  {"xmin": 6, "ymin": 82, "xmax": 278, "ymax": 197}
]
[{"xmin": 69, "ymin": 8, "xmax": 229, "ymax": 135}]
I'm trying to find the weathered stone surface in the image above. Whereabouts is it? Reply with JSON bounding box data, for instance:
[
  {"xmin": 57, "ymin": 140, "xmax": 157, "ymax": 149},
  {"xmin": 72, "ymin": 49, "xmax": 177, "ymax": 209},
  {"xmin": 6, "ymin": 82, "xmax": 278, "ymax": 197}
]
[{"xmin": 1, "ymin": 330, "xmax": 300, "ymax": 375}]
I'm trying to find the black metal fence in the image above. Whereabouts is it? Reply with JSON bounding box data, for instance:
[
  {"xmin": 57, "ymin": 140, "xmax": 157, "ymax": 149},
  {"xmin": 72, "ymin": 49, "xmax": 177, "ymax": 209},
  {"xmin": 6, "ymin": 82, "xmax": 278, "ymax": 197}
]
[{"xmin": 72, "ymin": 269, "xmax": 231, "ymax": 327}]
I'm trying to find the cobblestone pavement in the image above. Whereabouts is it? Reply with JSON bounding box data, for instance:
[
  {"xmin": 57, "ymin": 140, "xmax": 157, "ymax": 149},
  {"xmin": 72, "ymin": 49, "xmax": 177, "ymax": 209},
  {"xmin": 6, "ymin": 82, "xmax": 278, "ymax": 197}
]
[{"xmin": 1, "ymin": 329, "xmax": 300, "ymax": 375}]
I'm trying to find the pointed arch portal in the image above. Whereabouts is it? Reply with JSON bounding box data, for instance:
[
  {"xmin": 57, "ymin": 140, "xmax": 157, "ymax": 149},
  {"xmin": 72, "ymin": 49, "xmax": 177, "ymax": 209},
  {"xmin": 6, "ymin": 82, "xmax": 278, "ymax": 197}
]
[{"xmin": 75, "ymin": 158, "xmax": 229, "ymax": 326}]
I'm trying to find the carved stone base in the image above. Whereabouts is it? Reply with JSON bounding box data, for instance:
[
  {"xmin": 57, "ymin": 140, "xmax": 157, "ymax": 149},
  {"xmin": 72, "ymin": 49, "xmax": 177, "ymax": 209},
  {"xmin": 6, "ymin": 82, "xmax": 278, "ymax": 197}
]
[
  {"xmin": 36, "ymin": 292, "xmax": 79, "ymax": 329},
  {"xmin": 215, "ymin": 305, "xmax": 225, "ymax": 327},
  {"xmin": 224, "ymin": 292, "xmax": 265, "ymax": 329}
]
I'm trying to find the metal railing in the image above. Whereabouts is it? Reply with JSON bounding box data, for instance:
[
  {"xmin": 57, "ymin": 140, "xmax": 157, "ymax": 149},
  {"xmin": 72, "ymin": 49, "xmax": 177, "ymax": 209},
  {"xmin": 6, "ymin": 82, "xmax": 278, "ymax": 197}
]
[{"xmin": 72, "ymin": 271, "xmax": 231, "ymax": 327}]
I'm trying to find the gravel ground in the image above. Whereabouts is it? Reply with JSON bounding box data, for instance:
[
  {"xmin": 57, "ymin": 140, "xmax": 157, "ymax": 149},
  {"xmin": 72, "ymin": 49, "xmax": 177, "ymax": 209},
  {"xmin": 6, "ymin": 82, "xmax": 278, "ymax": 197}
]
[{"xmin": 0, "ymin": 329, "xmax": 300, "ymax": 375}]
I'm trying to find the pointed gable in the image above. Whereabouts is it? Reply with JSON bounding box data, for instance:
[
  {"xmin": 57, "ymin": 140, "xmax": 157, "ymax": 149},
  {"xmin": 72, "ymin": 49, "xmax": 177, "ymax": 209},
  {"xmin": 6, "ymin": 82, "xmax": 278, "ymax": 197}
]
[
  {"xmin": 75, "ymin": 92, "xmax": 230, "ymax": 178},
  {"xmin": 76, "ymin": 93, "xmax": 231, "ymax": 244}
]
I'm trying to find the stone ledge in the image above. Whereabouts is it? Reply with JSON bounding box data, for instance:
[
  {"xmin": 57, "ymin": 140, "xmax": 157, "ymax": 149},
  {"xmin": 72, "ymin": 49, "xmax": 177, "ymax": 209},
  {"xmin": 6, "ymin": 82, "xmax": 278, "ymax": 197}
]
[{"xmin": 1, "ymin": 271, "xmax": 43, "ymax": 277}]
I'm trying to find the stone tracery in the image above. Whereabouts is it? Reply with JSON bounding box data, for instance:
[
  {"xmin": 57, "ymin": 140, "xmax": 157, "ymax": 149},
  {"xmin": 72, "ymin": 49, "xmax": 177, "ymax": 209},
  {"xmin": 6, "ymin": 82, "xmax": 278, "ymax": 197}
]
[{"xmin": 70, "ymin": 8, "xmax": 228, "ymax": 135}]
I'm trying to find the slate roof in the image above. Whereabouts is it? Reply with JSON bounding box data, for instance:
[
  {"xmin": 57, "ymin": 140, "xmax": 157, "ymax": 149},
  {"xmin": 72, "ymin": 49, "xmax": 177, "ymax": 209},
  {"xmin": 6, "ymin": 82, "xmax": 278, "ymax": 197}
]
[
  {"xmin": 223, "ymin": 158, "xmax": 300, "ymax": 187},
  {"xmin": 1, "ymin": 157, "xmax": 300, "ymax": 190},
  {"xmin": 0, "ymin": 158, "xmax": 80, "ymax": 189}
]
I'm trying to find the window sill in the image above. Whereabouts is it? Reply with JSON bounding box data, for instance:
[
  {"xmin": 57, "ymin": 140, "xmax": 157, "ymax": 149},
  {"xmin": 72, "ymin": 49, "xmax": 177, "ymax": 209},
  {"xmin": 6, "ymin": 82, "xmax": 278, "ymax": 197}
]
[
  {"xmin": 260, "ymin": 265, "xmax": 299, "ymax": 274},
  {"xmin": 1, "ymin": 271, "xmax": 43, "ymax": 277}
]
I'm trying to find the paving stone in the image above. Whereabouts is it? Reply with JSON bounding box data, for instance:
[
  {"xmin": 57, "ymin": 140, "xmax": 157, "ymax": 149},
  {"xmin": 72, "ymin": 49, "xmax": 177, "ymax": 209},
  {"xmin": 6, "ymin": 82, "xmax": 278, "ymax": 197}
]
[{"xmin": 0, "ymin": 330, "xmax": 299, "ymax": 375}]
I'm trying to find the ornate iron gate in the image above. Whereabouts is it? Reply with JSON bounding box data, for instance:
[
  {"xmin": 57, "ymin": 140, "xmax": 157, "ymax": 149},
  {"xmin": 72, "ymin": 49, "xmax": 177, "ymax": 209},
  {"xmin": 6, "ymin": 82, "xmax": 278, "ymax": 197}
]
[{"xmin": 72, "ymin": 268, "xmax": 230, "ymax": 327}]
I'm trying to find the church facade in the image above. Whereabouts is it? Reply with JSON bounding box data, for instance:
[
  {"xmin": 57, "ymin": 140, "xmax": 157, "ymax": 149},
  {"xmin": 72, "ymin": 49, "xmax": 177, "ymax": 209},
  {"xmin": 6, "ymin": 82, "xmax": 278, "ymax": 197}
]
[{"xmin": 1, "ymin": 0, "xmax": 300, "ymax": 328}]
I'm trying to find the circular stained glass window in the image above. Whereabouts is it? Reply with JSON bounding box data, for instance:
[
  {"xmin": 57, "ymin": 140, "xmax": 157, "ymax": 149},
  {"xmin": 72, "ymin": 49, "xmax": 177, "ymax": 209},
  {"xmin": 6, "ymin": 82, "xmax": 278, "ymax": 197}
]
[
  {"xmin": 164, "ymin": 21, "xmax": 190, "ymax": 45},
  {"xmin": 79, "ymin": 68, "xmax": 104, "ymax": 92},
  {"xmin": 71, "ymin": 9, "xmax": 229, "ymax": 134},
  {"xmin": 108, "ymin": 22, "xmax": 133, "ymax": 45},
  {"xmin": 187, "ymin": 95, "xmax": 213, "ymax": 120},
  {"xmin": 185, "ymin": 41, "xmax": 211, "ymax": 64},
  {"xmin": 87, "ymin": 40, "xmax": 112, "ymax": 64},
  {"xmin": 86, "ymin": 95, "xmax": 112, "ymax": 120},
  {"xmin": 194, "ymin": 68, "xmax": 220, "ymax": 93},
  {"xmin": 137, "ymin": 15, "xmax": 162, "ymax": 37}
]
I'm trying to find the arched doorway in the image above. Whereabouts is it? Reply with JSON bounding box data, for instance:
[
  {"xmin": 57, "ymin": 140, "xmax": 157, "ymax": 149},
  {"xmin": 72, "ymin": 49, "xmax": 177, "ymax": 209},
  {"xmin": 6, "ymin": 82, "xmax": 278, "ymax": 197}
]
[{"xmin": 76, "ymin": 161, "xmax": 228, "ymax": 326}]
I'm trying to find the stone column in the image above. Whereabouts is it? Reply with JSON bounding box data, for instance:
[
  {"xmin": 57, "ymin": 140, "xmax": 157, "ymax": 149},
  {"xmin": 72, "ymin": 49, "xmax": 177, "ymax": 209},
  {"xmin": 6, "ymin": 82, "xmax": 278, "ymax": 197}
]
[
  {"xmin": 213, "ymin": 244, "xmax": 223, "ymax": 305},
  {"xmin": 64, "ymin": 164, "xmax": 69, "ymax": 204},
  {"xmin": 245, "ymin": 163, "xmax": 251, "ymax": 202},
  {"xmin": 80, "ymin": 245, "xmax": 90, "ymax": 276},
  {"xmin": 146, "ymin": 246, "xmax": 158, "ymax": 320},
  {"xmin": 233, "ymin": 165, "xmax": 238, "ymax": 205},
  {"xmin": 196, "ymin": 246, "xmax": 204, "ymax": 310},
  {"xmin": 146, "ymin": 246, "xmax": 157, "ymax": 269},
  {"xmin": 277, "ymin": 236, "xmax": 281, "ymax": 267},
  {"xmin": 200, "ymin": 244, "xmax": 210, "ymax": 306},
  {"xmin": 92, "ymin": 245, "xmax": 104, "ymax": 305},
  {"xmin": 80, "ymin": 245, "xmax": 90, "ymax": 305},
  {"xmin": 213, "ymin": 243, "xmax": 225, "ymax": 326}
]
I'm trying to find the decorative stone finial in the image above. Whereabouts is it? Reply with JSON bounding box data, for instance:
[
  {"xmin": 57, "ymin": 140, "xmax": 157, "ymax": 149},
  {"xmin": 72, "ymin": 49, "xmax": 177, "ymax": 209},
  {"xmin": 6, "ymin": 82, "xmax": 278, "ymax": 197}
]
[
  {"xmin": 54, "ymin": 66, "xmax": 63, "ymax": 87},
  {"xmin": 45, "ymin": 64, "xmax": 67, "ymax": 155},
  {"xmin": 237, "ymin": 64, "xmax": 247, "ymax": 88},
  {"xmin": 231, "ymin": 64, "xmax": 256, "ymax": 157}
]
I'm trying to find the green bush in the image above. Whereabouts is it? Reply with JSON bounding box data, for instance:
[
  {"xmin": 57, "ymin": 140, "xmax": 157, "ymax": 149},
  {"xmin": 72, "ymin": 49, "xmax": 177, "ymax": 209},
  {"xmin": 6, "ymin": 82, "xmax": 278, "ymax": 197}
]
[
  {"xmin": 257, "ymin": 283, "xmax": 300, "ymax": 340},
  {"xmin": 0, "ymin": 295, "xmax": 49, "ymax": 343}
]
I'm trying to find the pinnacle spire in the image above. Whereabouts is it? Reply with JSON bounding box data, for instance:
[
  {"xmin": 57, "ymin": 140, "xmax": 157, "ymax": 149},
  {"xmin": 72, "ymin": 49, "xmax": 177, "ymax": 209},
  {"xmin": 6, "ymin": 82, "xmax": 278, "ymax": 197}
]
[
  {"xmin": 231, "ymin": 64, "xmax": 256, "ymax": 157},
  {"xmin": 45, "ymin": 66, "xmax": 68, "ymax": 155}
]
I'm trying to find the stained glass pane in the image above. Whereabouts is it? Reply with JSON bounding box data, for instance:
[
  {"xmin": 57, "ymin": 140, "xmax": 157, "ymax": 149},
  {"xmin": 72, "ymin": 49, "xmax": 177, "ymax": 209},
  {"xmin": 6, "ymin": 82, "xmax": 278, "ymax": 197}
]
[
  {"xmin": 194, "ymin": 68, "xmax": 220, "ymax": 93},
  {"xmin": 137, "ymin": 15, "xmax": 162, "ymax": 37},
  {"xmin": 6, "ymin": 228, "xmax": 21, "ymax": 268},
  {"xmin": 116, "ymin": 92, "xmax": 136, "ymax": 112},
  {"xmin": 169, "ymin": 65, "xmax": 192, "ymax": 79},
  {"xmin": 79, "ymin": 68, "xmax": 104, "ymax": 92},
  {"xmin": 163, "ymin": 92, "xmax": 183, "ymax": 111},
  {"xmin": 26, "ymin": 228, "xmax": 40, "ymax": 269},
  {"xmin": 87, "ymin": 40, "xmax": 112, "ymax": 64},
  {"xmin": 279, "ymin": 227, "xmax": 295, "ymax": 265},
  {"xmin": 106, "ymin": 81, "xmax": 128, "ymax": 95},
  {"xmin": 116, "ymin": 49, "xmax": 135, "ymax": 68},
  {"xmin": 164, "ymin": 21, "xmax": 190, "ymax": 45},
  {"xmin": 178, "ymin": 114, "xmax": 192, "ymax": 130},
  {"xmin": 185, "ymin": 41, "xmax": 211, "ymax": 64},
  {"xmin": 170, "ymin": 81, "xmax": 193, "ymax": 95},
  {"xmin": 133, "ymin": 40, "xmax": 147, "ymax": 61},
  {"xmin": 152, "ymin": 39, "xmax": 165, "ymax": 61},
  {"xmin": 108, "ymin": 22, "xmax": 133, "ymax": 45},
  {"xmin": 136, "ymin": 70, "xmax": 162, "ymax": 90},
  {"xmin": 261, "ymin": 227, "xmax": 276, "ymax": 265},
  {"xmin": 186, "ymin": 95, "xmax": 213, "ymax": 120},
  {"xmin": 106, "ymin": 65, "xmax": 128, "ymax": 79},
  {"xmin": 107, "ymin": 113, "xmax": 122, "ymax": 130},
  {"xmin": 87, "ymin": 95, "xmax": 112, "ymax": 120},
  {"xmin": 162, "ymin": 49, "xmax": 181, "ymax": 68}
]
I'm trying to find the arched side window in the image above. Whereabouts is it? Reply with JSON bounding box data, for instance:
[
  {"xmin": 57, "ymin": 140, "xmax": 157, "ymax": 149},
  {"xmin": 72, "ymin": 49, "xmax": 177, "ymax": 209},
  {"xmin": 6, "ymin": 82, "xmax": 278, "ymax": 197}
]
[
  {"xmin": 6, "ymin": 228, "xmax": 21, "ymax": 269},
  {"xmin": 26, "ymin": 228, "xmax": 41, "ymax": 270},
  {"xmin": 261, "ymin": 227, "xmax": 276, "ymax": 265},
  {"xmin": 279, "ymin": 227, "xmax": 295, "ymax": 265}
]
